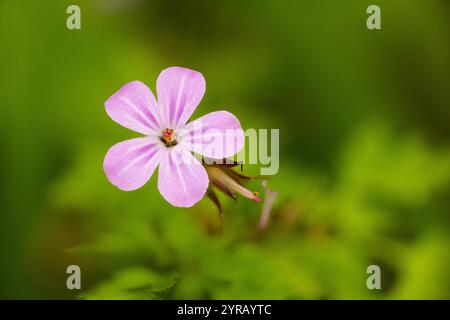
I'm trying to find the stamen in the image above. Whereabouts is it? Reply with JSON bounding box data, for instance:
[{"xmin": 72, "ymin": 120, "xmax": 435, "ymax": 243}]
[{"xmin": 161, "ymin": 128, "xmax": 177, "ymax": 147}]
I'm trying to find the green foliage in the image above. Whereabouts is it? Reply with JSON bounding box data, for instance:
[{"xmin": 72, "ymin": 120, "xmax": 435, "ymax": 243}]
[{"xmin": 80, "ymin": 266, "xmax": 177, "ymax": 300}]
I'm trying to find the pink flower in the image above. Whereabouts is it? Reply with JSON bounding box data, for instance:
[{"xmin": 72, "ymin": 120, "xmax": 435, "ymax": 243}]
[{"xmin": 103, "ymin": 66, "xmax": 244, "ymax": 207}]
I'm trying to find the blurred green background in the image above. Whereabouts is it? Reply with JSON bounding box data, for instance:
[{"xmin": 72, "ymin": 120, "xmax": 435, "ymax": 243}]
[{"xmin": 0, "ymin": 0, "xmax": 449, "ymax": 299}]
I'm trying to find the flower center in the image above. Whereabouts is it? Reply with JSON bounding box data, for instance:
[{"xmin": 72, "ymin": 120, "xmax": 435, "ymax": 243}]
[{"xmin": 161, "ymin": 128, "xmax": 177, "ymax": 147}]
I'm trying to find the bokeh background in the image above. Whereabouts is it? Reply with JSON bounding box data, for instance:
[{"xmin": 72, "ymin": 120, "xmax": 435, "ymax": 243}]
[{"xmin": 0, "ymin": 0, "xmax": 449, "ymax": 299}]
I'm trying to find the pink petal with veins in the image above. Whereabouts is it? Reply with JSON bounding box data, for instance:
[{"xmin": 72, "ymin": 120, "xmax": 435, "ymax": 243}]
[
  {"xmin": 157, "ymin": 146, "xmax": 209, "ymax": 207},
  {"xmin": 105, "ymin": 81, "xmax": 161, "ymax": 135},
  {"xmin": 103, "ymin": 136, "xmax": 167, "ymax": 191},
  {"xmin": 181, "ymin": 111, "xmax": 244, "ymax": 160},
  {"xmin": 156, "ymin": 66, "xmax": 206, "ymax": 128}
]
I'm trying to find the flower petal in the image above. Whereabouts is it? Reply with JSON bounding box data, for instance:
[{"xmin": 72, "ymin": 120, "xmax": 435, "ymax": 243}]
[
  {"xmin": 180, "ymin": 111, "xmax": 244, "ymax": 159},
  {"xmin": 157, "ymin": 146, "xmax": 209, "ymax": 207},
  {"xmin": 156, "ymin": 66, "xmax": 206, "ymax": 129},
  {"xmin": 105, "ymin": 81, "xmax": 161, "ymax": 135},
  {"xmin": 104, "ymin": 137, "xmax": 167, "ymax": 191}
]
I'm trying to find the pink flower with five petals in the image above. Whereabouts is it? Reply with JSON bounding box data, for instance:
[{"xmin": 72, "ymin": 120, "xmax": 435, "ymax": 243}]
[{"xmin": 103, "ymin": 66, "xmax": 244, "ymax": 207}]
